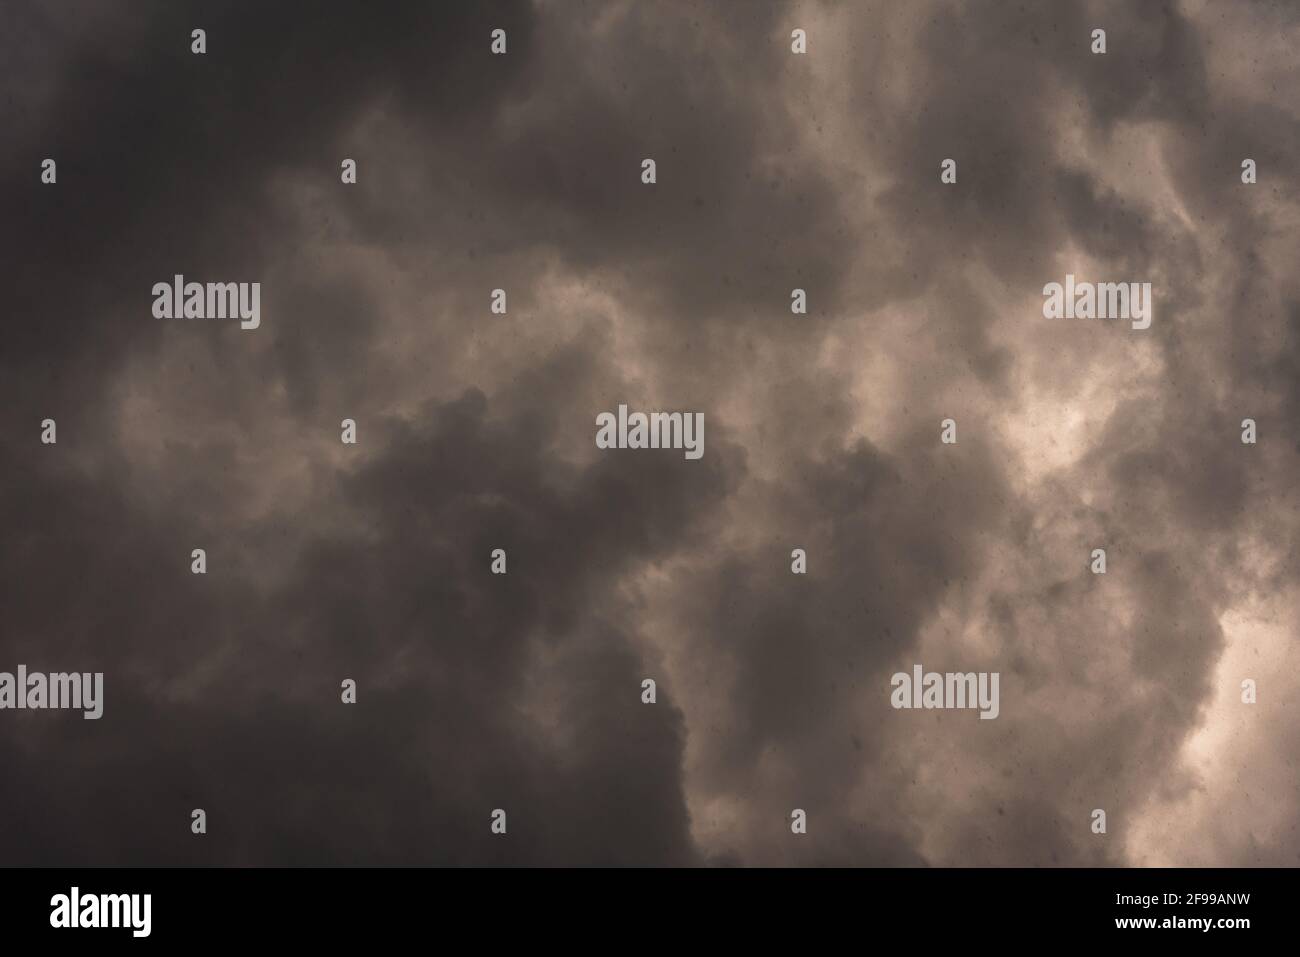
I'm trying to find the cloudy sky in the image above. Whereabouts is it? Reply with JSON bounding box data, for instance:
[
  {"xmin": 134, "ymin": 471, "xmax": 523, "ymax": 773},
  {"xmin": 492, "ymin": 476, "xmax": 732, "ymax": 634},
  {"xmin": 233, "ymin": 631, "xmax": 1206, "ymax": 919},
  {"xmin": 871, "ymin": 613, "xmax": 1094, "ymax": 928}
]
[{"xmin": 2, "ymin": 0, "xmax": 1298, "ymax": 866}]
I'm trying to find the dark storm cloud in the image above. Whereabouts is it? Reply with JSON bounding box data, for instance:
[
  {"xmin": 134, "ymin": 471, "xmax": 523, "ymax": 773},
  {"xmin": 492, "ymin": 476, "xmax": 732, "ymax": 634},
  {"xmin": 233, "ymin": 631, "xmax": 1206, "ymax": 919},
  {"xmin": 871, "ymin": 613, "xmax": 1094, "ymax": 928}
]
[
  {"xmin": 0, "ymin": 362, "xmax": 737, "ymax": 863},
  {"xmin": 2, "ymin": 0, "xmax": 1298, "ymax": 867},
  {"xmin": 667, "ymin": 434, "xmax": 1008, "ymax": 865},
  {"xmin": 323, "ymin": 0, "xmax": 856, "ymax": 331},
  {"xmin": 0, "ymin": 0, "xmax": 534, "ymax": 389},
  {"xmin": 659, "ymin": 0, "xmax": 1299, "ymax": 866},
  {"xmin": 2, "ymin": 0, "xmax": 722, "ymax": 865}
]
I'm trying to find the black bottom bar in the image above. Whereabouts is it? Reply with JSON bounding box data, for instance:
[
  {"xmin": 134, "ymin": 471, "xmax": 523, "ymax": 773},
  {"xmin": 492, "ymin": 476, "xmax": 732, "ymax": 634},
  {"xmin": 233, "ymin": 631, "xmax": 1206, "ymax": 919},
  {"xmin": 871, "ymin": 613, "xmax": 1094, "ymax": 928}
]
[{"xmin": 1, "ymin": 867, "xmax": 1289, "ymax": 944}]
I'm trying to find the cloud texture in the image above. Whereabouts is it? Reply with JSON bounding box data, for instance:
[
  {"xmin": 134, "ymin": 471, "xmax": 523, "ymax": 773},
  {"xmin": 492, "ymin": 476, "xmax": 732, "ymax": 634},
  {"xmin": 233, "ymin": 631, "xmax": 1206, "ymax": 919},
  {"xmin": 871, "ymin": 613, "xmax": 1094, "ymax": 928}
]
[{"xmin": 1, "ymin": 0, "xmax": 1298, "ymax": 865}]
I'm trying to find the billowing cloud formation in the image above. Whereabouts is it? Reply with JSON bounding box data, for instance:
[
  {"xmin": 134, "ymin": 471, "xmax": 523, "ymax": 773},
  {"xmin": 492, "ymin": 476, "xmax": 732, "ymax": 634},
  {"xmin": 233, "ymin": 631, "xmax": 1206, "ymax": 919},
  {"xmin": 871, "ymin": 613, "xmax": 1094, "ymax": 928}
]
[{"xmin": 1, "ymin": 0, "xmax": 1297, "ymax": 865}]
